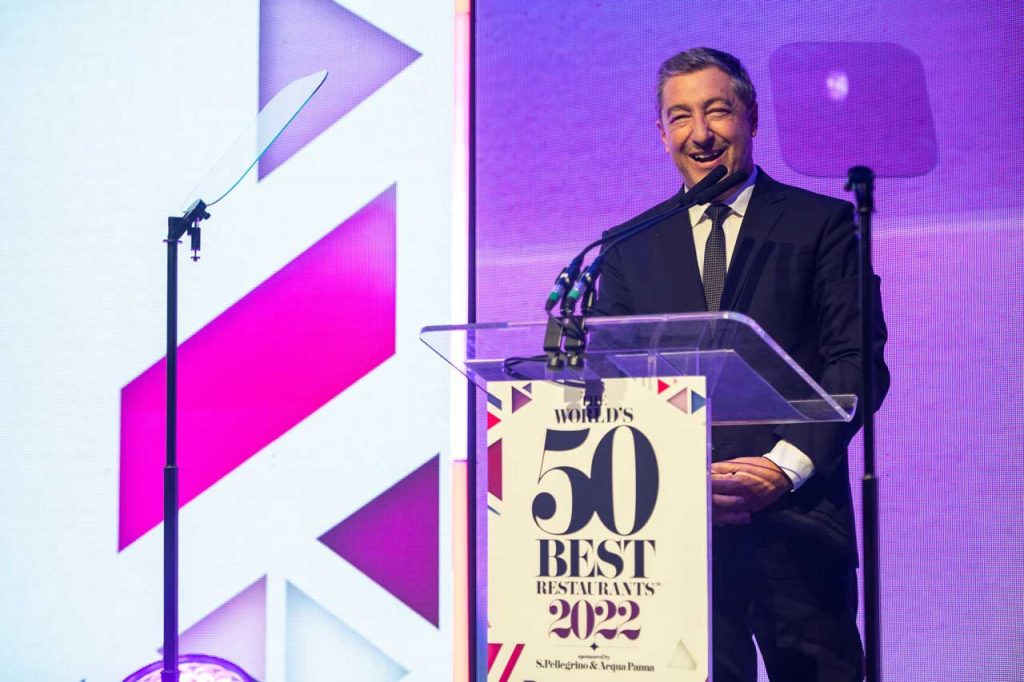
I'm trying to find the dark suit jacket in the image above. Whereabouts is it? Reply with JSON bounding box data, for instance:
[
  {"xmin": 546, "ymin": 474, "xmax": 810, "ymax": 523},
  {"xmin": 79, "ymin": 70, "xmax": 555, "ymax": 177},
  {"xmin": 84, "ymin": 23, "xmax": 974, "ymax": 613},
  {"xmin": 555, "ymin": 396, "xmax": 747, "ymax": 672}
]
[{"xmin": 595, "ymin": 168, "xmax": 889, "ymax": 562}]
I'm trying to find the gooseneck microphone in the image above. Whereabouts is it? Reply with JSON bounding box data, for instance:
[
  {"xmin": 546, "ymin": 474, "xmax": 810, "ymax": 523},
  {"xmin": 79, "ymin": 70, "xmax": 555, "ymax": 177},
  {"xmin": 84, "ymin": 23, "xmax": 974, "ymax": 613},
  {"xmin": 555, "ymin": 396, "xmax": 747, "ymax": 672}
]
[
  {"xmin": 545, "ymin": 165, "xmax": 728, "ymax": 312},
  {"xmin": 541, "ymin": 165, "xmax": 749, "ymax": 370},
  {"xmin": 564, "ymin": 167, "xmax": 750, "ymax": 308},
  {"xmin": 690, "ymin": 167, "xmax": 750, "ymax": 205},
  {"xmin": 543, "ymin": 262, "xmax": 583, "ymax": 312}
]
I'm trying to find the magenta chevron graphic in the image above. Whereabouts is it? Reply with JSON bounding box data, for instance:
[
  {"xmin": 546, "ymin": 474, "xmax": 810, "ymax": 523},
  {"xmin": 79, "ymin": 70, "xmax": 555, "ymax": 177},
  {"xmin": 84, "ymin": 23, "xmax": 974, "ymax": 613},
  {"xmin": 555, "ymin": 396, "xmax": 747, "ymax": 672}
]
[
  {"xmin": 119, "ymin": 186, "xmax": 397, "ymax": 550},
  {"xmin": 258, "ymin": 0, "xmax": 421, "ymax": 179}
]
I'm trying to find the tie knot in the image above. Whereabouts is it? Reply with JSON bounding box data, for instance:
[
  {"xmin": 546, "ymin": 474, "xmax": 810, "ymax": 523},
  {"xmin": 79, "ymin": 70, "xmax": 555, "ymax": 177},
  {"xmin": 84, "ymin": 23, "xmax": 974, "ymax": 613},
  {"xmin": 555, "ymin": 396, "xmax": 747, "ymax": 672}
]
[{"xmin": 705, "ymin": 203, "xmax": 730, "ymax": 226}]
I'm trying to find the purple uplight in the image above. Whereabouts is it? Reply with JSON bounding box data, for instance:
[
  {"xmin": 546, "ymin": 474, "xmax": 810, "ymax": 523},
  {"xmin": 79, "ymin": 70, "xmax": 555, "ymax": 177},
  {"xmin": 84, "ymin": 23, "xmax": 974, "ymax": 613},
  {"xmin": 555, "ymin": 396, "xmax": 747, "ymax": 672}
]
[{"xmin": 123, "ymin": 654, "xmax": 256, "ymax": 682}]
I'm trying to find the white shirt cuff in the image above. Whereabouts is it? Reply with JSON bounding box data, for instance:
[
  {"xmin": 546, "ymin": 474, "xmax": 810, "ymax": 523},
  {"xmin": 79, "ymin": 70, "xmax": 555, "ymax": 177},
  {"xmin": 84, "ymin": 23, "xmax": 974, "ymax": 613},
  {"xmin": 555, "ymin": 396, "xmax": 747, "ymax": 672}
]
[{"xmin": 763, "ymin": 440, "xmax": 816, "ymax": 491}]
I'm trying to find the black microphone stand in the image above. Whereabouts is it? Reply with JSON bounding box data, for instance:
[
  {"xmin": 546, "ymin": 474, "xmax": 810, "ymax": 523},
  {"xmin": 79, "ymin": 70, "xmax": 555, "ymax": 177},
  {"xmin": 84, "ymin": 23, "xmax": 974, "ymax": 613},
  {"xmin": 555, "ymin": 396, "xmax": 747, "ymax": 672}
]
[
  {"xmin": 846, "ymin": 166, "xmax": 880, "ymax": 682},
  {"xmin": 562, "ymin": 289, "xmax": 591, "ymax": 369},
  {"xmin": 161, "ymin": 198, "xmax": 210, "ymax": 682}
]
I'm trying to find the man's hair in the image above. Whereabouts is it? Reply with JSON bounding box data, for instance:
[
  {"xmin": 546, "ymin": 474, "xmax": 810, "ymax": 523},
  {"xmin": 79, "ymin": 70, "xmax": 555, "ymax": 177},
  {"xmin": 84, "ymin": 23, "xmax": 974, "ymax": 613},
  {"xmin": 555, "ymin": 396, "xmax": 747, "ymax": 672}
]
[{"xmin": 656, "ymin": 47, "xmax": 757, "ymax": 115}]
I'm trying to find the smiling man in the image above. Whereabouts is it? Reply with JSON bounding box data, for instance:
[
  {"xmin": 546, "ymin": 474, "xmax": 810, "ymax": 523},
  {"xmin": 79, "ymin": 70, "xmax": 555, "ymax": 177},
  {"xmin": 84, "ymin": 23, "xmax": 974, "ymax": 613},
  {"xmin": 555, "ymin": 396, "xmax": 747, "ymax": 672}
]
[
  {"xmin": 658, "ymin": 63, "xmax": 757, "ymax": 195},
  {"xmin": 596, "ymin": 48, "xmax": 890, "ymax": 682}
]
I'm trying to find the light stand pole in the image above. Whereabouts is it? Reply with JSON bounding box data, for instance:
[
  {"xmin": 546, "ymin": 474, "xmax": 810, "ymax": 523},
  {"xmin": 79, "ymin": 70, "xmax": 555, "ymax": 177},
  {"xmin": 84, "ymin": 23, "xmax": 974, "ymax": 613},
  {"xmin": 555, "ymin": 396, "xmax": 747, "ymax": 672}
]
[
  {"xmin": 846, "ymin": 166, "xmax": 881, "ymax": 682},
  {"xmin": 121, "ymin": 67, "xmax": 326, "ymax": 682},
  {"xmin": 161, "ymin": 199, "xmax": 209, "ymax": 682}
]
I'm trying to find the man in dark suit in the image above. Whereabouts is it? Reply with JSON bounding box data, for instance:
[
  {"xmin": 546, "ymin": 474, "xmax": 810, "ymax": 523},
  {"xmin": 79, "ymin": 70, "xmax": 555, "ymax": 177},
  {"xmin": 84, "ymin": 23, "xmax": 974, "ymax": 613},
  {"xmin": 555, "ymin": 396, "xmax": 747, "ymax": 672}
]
[{"xmin": 595, "ymin": 48, "xmax": 889, "ymax": 682}]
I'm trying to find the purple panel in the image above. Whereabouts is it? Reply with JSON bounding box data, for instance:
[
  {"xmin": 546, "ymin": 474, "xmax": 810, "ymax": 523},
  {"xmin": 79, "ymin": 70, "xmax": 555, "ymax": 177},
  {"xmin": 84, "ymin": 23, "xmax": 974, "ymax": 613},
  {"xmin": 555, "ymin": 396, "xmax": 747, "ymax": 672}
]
[
  {"xmin": 120, "ymin": 186, "xmax": 397, "ymax": 550},
  {"xmin": 860, "ymin": 216, "xmax": 1024, "ymax": 680},
  {"xmin": 164, "ymin": 577, "xmax": 267, "ymax": 681},
  {"xmin": 475, "ymin": 1, "xmax": 1024, "ymax": 679},
  {"xmin": 319, "ymin": 455, "xmax": 440, "ymax": 626},
  {"xmin": 770, "ymin": 42, "xmax": 937, "ymax": 177},
  {"xmin": 258, "ymin": 0, "xmax": 421, "ymax": 178}
]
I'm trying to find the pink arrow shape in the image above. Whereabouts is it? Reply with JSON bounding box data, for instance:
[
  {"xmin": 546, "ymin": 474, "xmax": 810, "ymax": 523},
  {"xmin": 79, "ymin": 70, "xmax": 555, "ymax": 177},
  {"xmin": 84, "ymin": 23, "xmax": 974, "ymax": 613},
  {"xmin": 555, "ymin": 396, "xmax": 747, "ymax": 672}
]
[{"xmin": 258, "ymin": 0, "xmax": 421, "ymax": 179}]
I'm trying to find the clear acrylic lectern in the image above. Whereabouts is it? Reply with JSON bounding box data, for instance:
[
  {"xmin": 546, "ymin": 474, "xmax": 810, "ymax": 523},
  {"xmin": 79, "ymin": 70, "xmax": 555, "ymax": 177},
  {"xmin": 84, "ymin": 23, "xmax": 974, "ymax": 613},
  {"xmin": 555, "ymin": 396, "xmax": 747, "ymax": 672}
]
[
  {"xmin": 420, "ymin": 311, "xmax": 856, "ymax": 682},
  {"xmin": 421, "ymin": 311, "xmax": 856, "ymax": 425}
]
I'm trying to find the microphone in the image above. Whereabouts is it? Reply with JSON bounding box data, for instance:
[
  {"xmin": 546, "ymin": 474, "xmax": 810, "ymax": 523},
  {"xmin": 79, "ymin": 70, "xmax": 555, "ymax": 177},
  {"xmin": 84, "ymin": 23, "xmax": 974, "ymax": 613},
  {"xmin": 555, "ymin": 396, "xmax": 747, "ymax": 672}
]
[
  {"xmin": 689, "ymin": 168, "xmax": 750, "ymax": 205},
  {"xmin": 544, "ymin": 259, "xmax": 583, "ymax": 312},
  {"xmin": 564, "ymin": 168, "xmax": 750, "ymax": 308},
  {"xmin": 601, "ymin": 165, "xmax": 727, "ymax": 241},
  {"xmin": 545, "ymin": 169, "xmax": 706, "ymax": 311},
  {"xmin": 678, "ymin": 165, "xmax": 730, "ymax": 205}
]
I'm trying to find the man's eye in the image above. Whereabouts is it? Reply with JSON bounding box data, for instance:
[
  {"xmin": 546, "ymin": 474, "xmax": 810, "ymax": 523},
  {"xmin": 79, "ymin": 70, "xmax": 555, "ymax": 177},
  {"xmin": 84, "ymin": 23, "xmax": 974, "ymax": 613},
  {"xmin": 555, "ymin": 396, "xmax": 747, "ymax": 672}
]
[
  {"xmin": 670, "ymin": 114, "xmax": 690, "ymax": 124},
  {"xmin": 707, "ymin": 108, "xmax": 731, "ymax": 118}
]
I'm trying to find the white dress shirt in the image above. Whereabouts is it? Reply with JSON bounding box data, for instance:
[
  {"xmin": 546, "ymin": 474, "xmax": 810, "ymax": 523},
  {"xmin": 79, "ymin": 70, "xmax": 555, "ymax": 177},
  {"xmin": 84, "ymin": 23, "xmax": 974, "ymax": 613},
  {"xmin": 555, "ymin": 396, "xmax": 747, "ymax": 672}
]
[{"xmin": 687, "ymin": 168, "xmax": 816, "ymax": 490}]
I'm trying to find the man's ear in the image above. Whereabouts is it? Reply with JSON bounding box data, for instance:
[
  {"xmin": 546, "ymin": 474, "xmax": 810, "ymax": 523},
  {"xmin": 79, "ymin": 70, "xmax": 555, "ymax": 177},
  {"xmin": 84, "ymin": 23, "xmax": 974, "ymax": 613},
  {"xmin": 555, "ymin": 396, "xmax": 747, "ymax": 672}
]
[
  {"xmin": 657, "ymin": 119, "xmax": 670, "ymax": 152},
  {"xmin": 749, "ymin": 102, "xmax": 759, "ymax": 137}
]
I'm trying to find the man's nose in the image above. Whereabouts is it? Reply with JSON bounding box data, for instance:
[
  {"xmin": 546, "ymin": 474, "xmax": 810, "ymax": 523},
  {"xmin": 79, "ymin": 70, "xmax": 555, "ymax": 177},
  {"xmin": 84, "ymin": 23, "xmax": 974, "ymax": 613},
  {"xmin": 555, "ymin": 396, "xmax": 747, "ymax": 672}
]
[{"xmin": 691, "ymin": 115, "xmax": 713, "ymax": 145}]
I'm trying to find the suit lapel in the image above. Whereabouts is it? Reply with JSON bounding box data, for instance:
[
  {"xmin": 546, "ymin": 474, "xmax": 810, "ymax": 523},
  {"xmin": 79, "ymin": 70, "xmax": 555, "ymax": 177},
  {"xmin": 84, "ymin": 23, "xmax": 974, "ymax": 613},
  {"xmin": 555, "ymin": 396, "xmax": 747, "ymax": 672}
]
[
  {"xmin": 721, "ymin": 169, "xmax": 786, "ymax": 312},
  {"xmin": 653, "ymin": 207, "xmax": 707, "ymax": 312}
]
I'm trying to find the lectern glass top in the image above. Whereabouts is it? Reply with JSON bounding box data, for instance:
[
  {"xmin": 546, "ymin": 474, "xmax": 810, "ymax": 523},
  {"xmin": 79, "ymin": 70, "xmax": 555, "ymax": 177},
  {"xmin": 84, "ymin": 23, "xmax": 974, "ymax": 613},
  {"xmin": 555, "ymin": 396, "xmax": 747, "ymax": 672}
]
[
  {"xmin": 421, "ymin": 312, "xmax": 856, "ymax": 425},
  {"xmin": 181, "ymin": 69, "xmax": 328, "ymax": 211}
]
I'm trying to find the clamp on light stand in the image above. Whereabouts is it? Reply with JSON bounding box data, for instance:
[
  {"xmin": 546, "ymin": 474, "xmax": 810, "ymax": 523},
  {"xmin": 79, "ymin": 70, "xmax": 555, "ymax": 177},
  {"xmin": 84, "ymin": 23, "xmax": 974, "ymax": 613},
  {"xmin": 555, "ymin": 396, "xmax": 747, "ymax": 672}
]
[
  {"xmin": 168, "ymin": 199, "xmax": 210, "ymax": 260},
  {"xmin": 188, "ymin": 224, "xmax": 201, "ymax": 261}
]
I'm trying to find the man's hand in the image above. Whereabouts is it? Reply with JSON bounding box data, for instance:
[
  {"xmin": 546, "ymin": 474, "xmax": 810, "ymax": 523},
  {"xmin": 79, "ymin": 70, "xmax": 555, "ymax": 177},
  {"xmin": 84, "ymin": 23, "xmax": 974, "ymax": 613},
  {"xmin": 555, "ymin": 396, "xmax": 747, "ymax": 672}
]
[{"xmin": 710, "ymin": 456, "xmax": 793, "ymax": 525}]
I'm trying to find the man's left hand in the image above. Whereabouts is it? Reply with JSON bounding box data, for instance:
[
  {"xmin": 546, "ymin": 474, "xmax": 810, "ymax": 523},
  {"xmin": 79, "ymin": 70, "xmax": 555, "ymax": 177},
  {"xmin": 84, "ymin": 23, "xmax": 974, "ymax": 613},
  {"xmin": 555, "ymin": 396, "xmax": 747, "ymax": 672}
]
[{"xmin": 710, "ymin": 456, "xmax": 793, "ymax": 524}]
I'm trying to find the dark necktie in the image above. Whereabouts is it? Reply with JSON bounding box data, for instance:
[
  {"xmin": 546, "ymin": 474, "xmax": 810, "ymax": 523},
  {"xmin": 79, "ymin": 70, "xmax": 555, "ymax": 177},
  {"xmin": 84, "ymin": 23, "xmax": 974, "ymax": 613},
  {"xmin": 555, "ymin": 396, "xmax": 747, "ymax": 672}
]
[{"xmin": 702, "ymin": 203, "xmax": 730, "ymax": 312}]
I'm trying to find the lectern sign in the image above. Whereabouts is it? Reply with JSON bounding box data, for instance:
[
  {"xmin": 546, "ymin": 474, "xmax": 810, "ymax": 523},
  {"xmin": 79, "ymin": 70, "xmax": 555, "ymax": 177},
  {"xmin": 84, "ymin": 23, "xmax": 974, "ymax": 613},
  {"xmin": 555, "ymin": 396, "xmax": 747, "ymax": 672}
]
[{"xmin": 486, "ymin": 377, "xmax": 710, "ymax": 682}]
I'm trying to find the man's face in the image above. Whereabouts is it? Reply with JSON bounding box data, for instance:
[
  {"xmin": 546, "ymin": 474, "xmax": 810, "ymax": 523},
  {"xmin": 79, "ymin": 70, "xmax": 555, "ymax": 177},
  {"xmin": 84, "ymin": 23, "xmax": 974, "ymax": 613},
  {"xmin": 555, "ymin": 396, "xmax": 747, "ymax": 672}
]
[{"xmin": 658, "ymin": 67, "xmax": 758, "ymax": 190}]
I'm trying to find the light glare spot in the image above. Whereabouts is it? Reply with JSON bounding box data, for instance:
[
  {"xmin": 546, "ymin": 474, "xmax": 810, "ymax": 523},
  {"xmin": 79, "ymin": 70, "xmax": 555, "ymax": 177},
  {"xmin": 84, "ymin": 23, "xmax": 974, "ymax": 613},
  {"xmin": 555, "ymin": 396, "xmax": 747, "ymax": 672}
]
[{"xmin": 826, "ymin": 70, "xmax": 849, "ymax": 101}]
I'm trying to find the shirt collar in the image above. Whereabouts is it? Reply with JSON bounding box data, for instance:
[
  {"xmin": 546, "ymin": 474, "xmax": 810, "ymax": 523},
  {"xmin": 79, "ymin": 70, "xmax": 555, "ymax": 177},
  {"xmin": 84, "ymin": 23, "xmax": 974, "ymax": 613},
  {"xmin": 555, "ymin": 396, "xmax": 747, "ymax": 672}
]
[{"xmin": 687, "ymin": 166, "xmax": 759, "ymax": 227}]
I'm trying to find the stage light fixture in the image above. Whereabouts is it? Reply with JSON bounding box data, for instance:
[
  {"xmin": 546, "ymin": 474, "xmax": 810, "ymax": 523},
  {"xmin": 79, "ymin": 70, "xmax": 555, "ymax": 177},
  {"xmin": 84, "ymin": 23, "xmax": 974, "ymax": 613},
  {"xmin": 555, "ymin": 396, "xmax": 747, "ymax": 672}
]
[{"xmin": 122, "ymin": 653, "xmax": 256, "ymax": 682}]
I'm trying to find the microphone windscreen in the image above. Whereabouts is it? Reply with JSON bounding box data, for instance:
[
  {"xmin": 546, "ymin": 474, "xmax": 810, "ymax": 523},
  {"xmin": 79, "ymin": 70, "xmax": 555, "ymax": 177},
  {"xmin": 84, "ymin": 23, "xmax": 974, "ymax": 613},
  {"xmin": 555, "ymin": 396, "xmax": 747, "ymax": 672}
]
[
  {"xmin": 692, "ymin": 169, "xmax": 750, "ymax": 205},
  {"xmin": 678, "ymin": 165, "xmax": 727, "ymax": 206}
]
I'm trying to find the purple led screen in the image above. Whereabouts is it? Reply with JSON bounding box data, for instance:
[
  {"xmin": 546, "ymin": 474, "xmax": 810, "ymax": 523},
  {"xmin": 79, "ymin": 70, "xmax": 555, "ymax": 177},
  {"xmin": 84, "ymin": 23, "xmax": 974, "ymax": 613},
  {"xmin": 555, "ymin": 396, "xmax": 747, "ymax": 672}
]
[{"xmin": 475, "ymin": 1, "xmax": 1024, "ymax": 679}]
